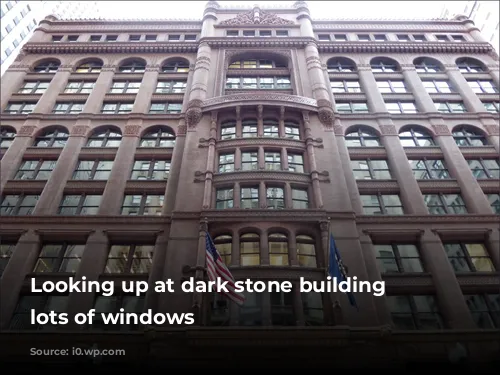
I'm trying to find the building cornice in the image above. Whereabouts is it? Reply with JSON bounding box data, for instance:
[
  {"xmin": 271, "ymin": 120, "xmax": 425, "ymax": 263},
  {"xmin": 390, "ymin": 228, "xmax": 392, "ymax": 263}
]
[{"xmin": 20, "ymin": 40, "xmax": 495, "ymax": 55}]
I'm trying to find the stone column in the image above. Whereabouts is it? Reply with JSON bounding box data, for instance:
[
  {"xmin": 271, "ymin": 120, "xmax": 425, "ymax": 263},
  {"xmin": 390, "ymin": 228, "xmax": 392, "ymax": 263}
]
[
  {"xmin": 445, "ymin": 65, "xmax": 486, "ymax": 112},
  {"xmin": 432, "ymin": 125, "xmax": 493, "ymax": 214},
  {"xmin": 257, "ymin": 105, "xmax": 264, "ymax": 137},
  {"xmin": 132, "ymin": 65, "xmax": 159, "ymax": 113},
  {"xmin": 98, "ymin": 124, "xmax": 140, "ymax": 215},
  {"xmin": 334, "ymin": 120, "xmax": 363, "ymax": 214},
  {"xmin": 303, "ymin": 112, "xmax": 324, "ymax": 209},
  {"xmin": 201, "ymin": 2, "xmax": 218, "ymax": 38},
  {"xmin": 185, "ymin": 41, "xmax": 211, "ymax": 129},
  {"xmin": 233, "ymin": 182, "xmax": 240, "ymax": 209},
  {"xmin": 163, "ymin": 121, "xmax": 187, "ymax": 215},
  {"xmin": 278, "ymin": 106, "xmax": 286, "ymax": 137},
  {"xmin": 379, "ymin": 122, "xmax": 428, "ymax": 214},
  {"xmin": 401, "ymin": 65, "xmax": 437, "ymax": 112},
  {"xmin": 0, "ymin": 230, "xmax": 41, "ymax": 329},
  {"xmin": 231, "ymin": 234, "xmax": 240, "ymax": 266},
  {"xmin": 33, "ymin": 123, "xmax": 90, "ymax": 215},
  {"xmin": 1, "ymin": 66, "xmax": 28, "ymax": 110},
  {"xmin": 82, "ymin": 65, "xmax": 115, "ymax": 114},
  {"xmin": 288, "ymin": 234, "xmax": 298, "ymax": 266},
  {"xmin": 260, "ymin": 229, "xmax": 269, "ymax": 265},
  {"xmin": 0, "ymin": 123, "xmax": 38, "ymax": 195},
  {"xmin": 65, "ymin": 230, "xmax": 109, "ymax": 328},
  {"xmin": 419, "ymin": 230, "xmax": 476, "ymax": 329},
  {"xmin": 486, "ymin": 230, "xmax": 500, "ymax": 270},
  {"xmin": 461, "ymin": 16, "xmax": 487, "ymax": 42},
  {"xmin": 192, "ymin": 221, "xmax": 208, "ymax": 324},
  {"xmin": 202, "ymin": 113, "xmax": 217, "ymax": 209},
  {"xmin": 144, "ymin": 232, "xmax": 169, "ymax": 312},
  {"xmin": 357, "ymin": 65, "xmax": 387, "ymax": 112},
  {"xmin": 284, "ymin": 182, "xmax": 293, "ymax": 208},
  {"xmin": 32, "ymin": 65, "xmax": 72, "ymax": 114}
]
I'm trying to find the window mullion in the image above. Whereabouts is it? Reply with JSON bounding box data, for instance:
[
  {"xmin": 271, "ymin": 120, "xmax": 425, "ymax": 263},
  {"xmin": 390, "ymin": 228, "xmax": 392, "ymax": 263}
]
[
  {"xmin": 139, "ymin": 195, "xmax": 147, "ymax": 215},
  {"xmin": 54, "ymin": 244, "xmax": 67, "ymax": 272},
  {"xmin": 90, "ymin": 160, "xmax": 98, "ymax": 179},
  {"xmin": 378, "ymin": 194, "xmax": 387, "ymax": 214},
  {"xmin": 393, "ymin": 245, "xmax": 403, "ymax": 272},
  {"xmin": 125, "ymin": 245, "xmax": 135, "ymax": 273},
  {"xmin": 14, "ymin": 194, "xmax": 24, "ymax": 215},
  {"xmin": 462, "ymin": 244, "xmax": 476, "ymax": 272},
  {"xmin": 149, "ymin": 160, "xmax": 155, "ymax": 179}
]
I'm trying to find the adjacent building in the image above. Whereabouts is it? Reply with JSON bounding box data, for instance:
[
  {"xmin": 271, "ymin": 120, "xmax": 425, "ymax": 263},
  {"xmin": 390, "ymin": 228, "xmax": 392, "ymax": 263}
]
[
  {"xmin": 441, "ymin": 1, "xmax": 499, "ymax": 52},
  {"xmin": 1, "ymin": 1, "xmax": 101, "ymax": 76},
  {"xmin": 0, "ymin": 0, "xmax": 499, "ymax": 369}
]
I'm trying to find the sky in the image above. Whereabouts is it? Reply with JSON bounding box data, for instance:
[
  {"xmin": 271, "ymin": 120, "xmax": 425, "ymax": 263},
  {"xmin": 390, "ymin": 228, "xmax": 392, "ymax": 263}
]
[{"xmin": 96, "ymin": 1, "xmax": 449, "ymax": 20}]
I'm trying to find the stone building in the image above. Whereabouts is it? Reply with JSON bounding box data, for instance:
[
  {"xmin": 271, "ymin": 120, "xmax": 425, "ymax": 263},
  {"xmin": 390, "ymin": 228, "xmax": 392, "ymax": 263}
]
[{"xmin": 0, "ymin": 0, "xmax": 499, "ymax": 369}]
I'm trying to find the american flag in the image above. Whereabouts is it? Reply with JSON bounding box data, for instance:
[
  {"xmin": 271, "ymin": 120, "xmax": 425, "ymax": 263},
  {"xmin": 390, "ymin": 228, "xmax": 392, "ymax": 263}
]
[{"xmin": 205, "ymin": 231, "xmax": 245, "ymax": 306}]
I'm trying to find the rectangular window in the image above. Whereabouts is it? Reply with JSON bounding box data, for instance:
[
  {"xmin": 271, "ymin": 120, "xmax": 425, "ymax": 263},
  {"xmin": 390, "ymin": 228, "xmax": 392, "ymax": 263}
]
[
  {"xmin": 387, "ymin": 295, "xmax": 443, "ymax": 330},
  {"xmin": 243, "ymin": 30, "xmax": 255, "ymax": 37},
  {"xmin": 52, "ymin": 35, "xmax": 63, "ymax": 42},
  {"xmin": 412, "ymin": 34, "xmax": 426, "ymax": 42},
  {"xmin": 10, "ymin": 295, "xmax": 68, "ymax": 330},
  {"xmin": 409, "ymin": 159, "xmax": 450, "ymax": 179},
  {"xmin": 218, "ymin": 153, "xmax": 234, "ymax": 173},
  {"xmin": 451, "ymin": 34, "xmax": 466, "ymax": 42},
  {"xmin": 0, "ymin": 194, "xmax": 38, "ymax": 215},
  {"xmin": 145, "ymin": 35, "xmax": 157, "ymax": 42},
  {"xmin": 335, "ymin": 102, "xmax": 369, "ymax": 114},
  {"xmin": 226, "ymin": 30, "xmax": 238, "ymax": 37},
  {"xmin": 259, "ymin": 30, "xmax": 271, "ymax": 37},
  {"xmin": 318, "ymin": 34, "xmax": 330, "ymax": 41},
  {"xmin": 106, "ymin": 35, "xmax": 118, "ymax": 42},
  {"xmin": 374, "ymin": 244, "xmax": 424, "ymax": 273},
  {"xmin": 104, "ymin": 245, "xmax": 153, "ymax": 274},
  {"xmin": 444, "ymin": 243, "xmax": 494, "ymax": 272},
  {"xmin": 73, "ymin": 160, "xmax": 113, "ymax": 180},
  {"xmin": 184, "ymin": 34, "xmax": 197, "ymax": 41},
  {"xmin": 64, "ymin": 81, "xmax": 94, "ymax": 94},
  {"xmin": 357, "ymin": 34, "xmax": 370, "ymax": 41},
  {"xmin": 0, "ymin": 242, "xmax": 16, "ymax": 276},
  {"xmin": 423, "ymin": 194, "xmax": 467, "ymax": 214},
  {"xmin": 385, "ymin": 102, "xmax": 417, "ymax": 114},
  {"xmin": 422, "ymin": 80, "xmax": 453, "ymax": 93},
  {"xmin": 58, "ymin": 195, "xmax": 101, "ymax": 215},
  {"xmin": 465, "ymin": 294, "xmax": 500, "ymax": 328},
  {"xmin": 467, "ymin": 159, "xmax": 499, "ymax": 179},
  {"xmin": 330, "ymin": 80, "xmax": 362, "ymax": 93},
  {"xmin": 291, "ymin": 189, "xmax": 309, "ymax": 209},
  {"xmin": 435, "ymin": 102, "xmax": 466, "ymax": 113},
  {"xmin": 276, "ymin": 30, "xmax": 288, "ymax": 37},
  {"xmin": 284, "ymin": 123, "xmax": 300, "ymax": 139},
  {"xmin": 149, "ymin": 103, "xmax": 182, "ymax": 114},
  {"xmin": 168, "ymin": 35, "xmax": 180, "ymax": 41},
  {"xmin": 220, "ymin": 123, "xmax": 236, "ymax": 140},
  {"xmin": 110, "ymin": 81, "xmax": 141, "ymax": 94},
  {"xmin": 271, "ymin": 291, "xmax": 294, "ymax": 325},
  {"xmin": 360, "ymin": 194, "xmax": 403, "ymax": 215},
  {"xmin": 487, "ymin": 194, "xmax": 500, "ymax": 214},
  {"xmin": 288, "ymin": 153, "xmax": 304, "ymax": 173},
  {"xmin": 155, "ymin": 80, "xmax": 187, "ymax": 94},
  {"xmin": 216, "ymin": 188, "xmax": 233, "ymax": 209},
  {"xmin": 467, "ymin": 80, "xmax": 498, "ymax": 94},
  {"xmin": 435, "ymin": 35, "xmax": 449, "ymax": 42},
  {"xmin": 241, "ymin": 187, "xmax": 259, "ymax": 208},
  {"xmin": 52, "ymin": 102, "xmax": 84, "ymax": 114},
  {"xmin": 397, "ymin": 34, "xmax": 410, "ymax": 41},
  {"xmin": 263, "ymin": 120, "xmax": 279, "ymax": 137},
  {"xmin": 351, "ymin": 159, "xmax": 391, "ymax": 180},
  {"xmin": 373, "ymin": 34, "xmax": 386, "ymax": 41},
  {"xmin": 92, "ymin": 294, "xmax": 145, "ymax": 331},
  {"xmin": 266, "ymin": 187, "xmax": 284, "ymax": 209},
  {"xmin": 129, "ymin": 35, "xmax": 141, "ymax": 41},
  {"xmin": 241, "ymin": 152, "xmax": 258, "ymax": 171},
  {"xmin": 101, "ymin": 103, "xmax": 133, "ymax": 114},
  {"xmin": 33, "ymin": 244, "xmax": 85, "ymax": 273},
  {"xmin": 242, "ymin": 120, "xmax": 258, "ymax": 137},
  {"xmin": 90, "ymin": 35, "xmax": 102, "ymax": 42},
  {"xmin": 67, "ymin": 35, "xmax": 78, "ymax": 42},
  {"xmin": 4, "ymin": 102, "xmax": 36, "ymax": 114},
  {"xmin": 377, "ymin": 80, "xmax": 407, "ymax": 93},
  {"xmin": 130, "ymin": 160, "xmax": 170, "ymax": 180},
  {"xmin": 121, "ymin": 194, "xmax": 164, "ymax": 215},
  {"xmin": 333, "ymin": 34, "xmax": 347, "ymax": 41},
  {"xmin": 483, "ymin": 102, "xmax": 500, "ymax": 113},
  {"xmin": 264, "ymin": 152, "xmax": 281, "ymax": 170},
  {"xmin": 15, "ymin": 160, "xmax": 56, "ymax": 180},
  {"xmin": 18, "ymin": 81, "xmax": 50, "ymax": 94}
]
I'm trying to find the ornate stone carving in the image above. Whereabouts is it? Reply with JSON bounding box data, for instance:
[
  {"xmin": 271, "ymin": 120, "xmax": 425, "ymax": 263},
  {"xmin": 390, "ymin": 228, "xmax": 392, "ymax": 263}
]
[
  {"xmin": 334, "ymin": 125, "xmax": 344, "ymax": 135},
  {"xmin": 484, "ymin": 125, "xmax": 499, "ymax": 136},
  {"xmin": 14, "ymin": 50, "xmax": 26, "ymax": 62},
  {"xmin": 124, "ymin": 125, "xmax": 141, "ymax": 136},
  {"xmin": 219, "ymin": 8, "xmax": 294, "ymax": 26},
  {"xmin": 432, "ymin": 124, "xmax": 451, "ymax": 136},
  {"xmin": 379, "ymin": 125, "xmax": 397, "ymax": 135},
  {"xmin": 177, "ymin": 125, "xmax": 187, "ymax": 136},
  {"xmin": 70, "ymin": 125, "xmax": 89, "ymax": 137},
  {"xmin": 203, "ymin": 93, "xmax": 317, "ymax": 108},
  {"xmin": 317, "ymin": 99, "xmax": 334, "ymax": 128},
  {"xmin": 319, "ymin": 220, "xmax": 330, "ymax": 233},
  {"xmin": 18, "ymin": 126, "xmax": 36, "ymax": 136},
  {"xmin": 186, "ymin": 99, "xmax": 204, "ymax": 128}
]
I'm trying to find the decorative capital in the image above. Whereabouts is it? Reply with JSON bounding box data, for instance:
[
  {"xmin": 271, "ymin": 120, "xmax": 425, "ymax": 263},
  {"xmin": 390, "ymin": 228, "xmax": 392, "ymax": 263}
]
[
  {"xmin": 379, "ymin": 125, "xmax": 397, "ymax": 136},
  {"xmin": 70, "ymin": 125, "xmax": 89, "ymax": 137},
  {"xmin": 484, "ymin": 125, "xmax": 499, "ymax": 136},
  {"xmin": 319, "ymin": 220, "xmax": 330, "ymax": 233},
  {"xmin": 124, "ymin": 125, "xmax": 141, "ymax": 137},
  {"xmin": 432, "ymin": 124, "xmax": 451, "ymax": 136},
  {"xmin": 186, "ymin": 99, "xmax": 204, "ymax": 129},
  {"xmin": 18, "ymin": 125, "xmax": 36, "ymax": 136},
  {"xmin": 199, "ymin": 218, "xmax": 208, "ymax": 232}
]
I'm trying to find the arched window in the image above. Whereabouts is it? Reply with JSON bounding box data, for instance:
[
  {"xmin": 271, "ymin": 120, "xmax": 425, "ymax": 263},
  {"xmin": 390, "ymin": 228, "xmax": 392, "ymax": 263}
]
[
  {"xmin": 345, "ymin": 128, "xmax": 381, "ymax": 147},
  {"xmin": 413, "ymin": 57, "xmax": 443, "ymax": 73},
  {"xmin": 371, "ymin": 57, "xmax": 399, "ymax": 73},
  {"xmin": 268, "ymin": 233, "xmax": 288, "ymax": 266},
  {"xmin": 284, "ymin": 121, "xmax": 300, "ymax": 140},
  {"xmin": 162, "ymin": 60, "xmax": 189, "ymax": 73},
  {"xmin": 399, "ymin": 127, "xmax": 435, "ymax": 147},
  {"xmin": 239, "ymin": 233, "xmax": 260, "ymax": 266},
  {"xmin": 140, "ymin": 127, "xmax": 175, "ymax": 148},
  {"xmin": 456, "ymin": 57, "xmax": 485, "ymax": 73},
  {"xmin": 86, "ymin": 128, "xmax": 122, "ymax": 147},
  {"xmin": 119, "ymin": 59, "xmax": 146, "ymax": 73},
  {"xmin": 452, "ymin": 126, "xmax": 487, "ymax": 146},
  {"xmin": 33, "ymin": 60, "xmax": 60, "ymax": 73},
  {"xmin": 297, "ymin": 235, "xmax": 317, "ymax": 267},
  {"xmin": 75, "ymin": 61, "xmax": 102, "ymax": 73},
  {"xmin": 229, "ymin": 59, "xmax": 286, "ymax": 69},
  {"xmin": 33, "ymin": 127, "xmax": 68, "ymax": 147},
  {"xmin": 0, "ymin": 127, "xmax": 16, "ymax": 148},
  {"xmin": 213, "ymin": 235, "xmax": 232, "ymax": 266},
  {"xmin": 327, "ymin": 57, "xmax": 356, "ymax": 72}
]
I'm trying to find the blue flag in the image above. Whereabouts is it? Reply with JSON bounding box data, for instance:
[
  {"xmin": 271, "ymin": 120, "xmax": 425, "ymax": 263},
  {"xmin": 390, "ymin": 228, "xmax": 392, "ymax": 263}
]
[{"xmin": 328, "ymin": 233, "xmax": 358, "ymax": 309}]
